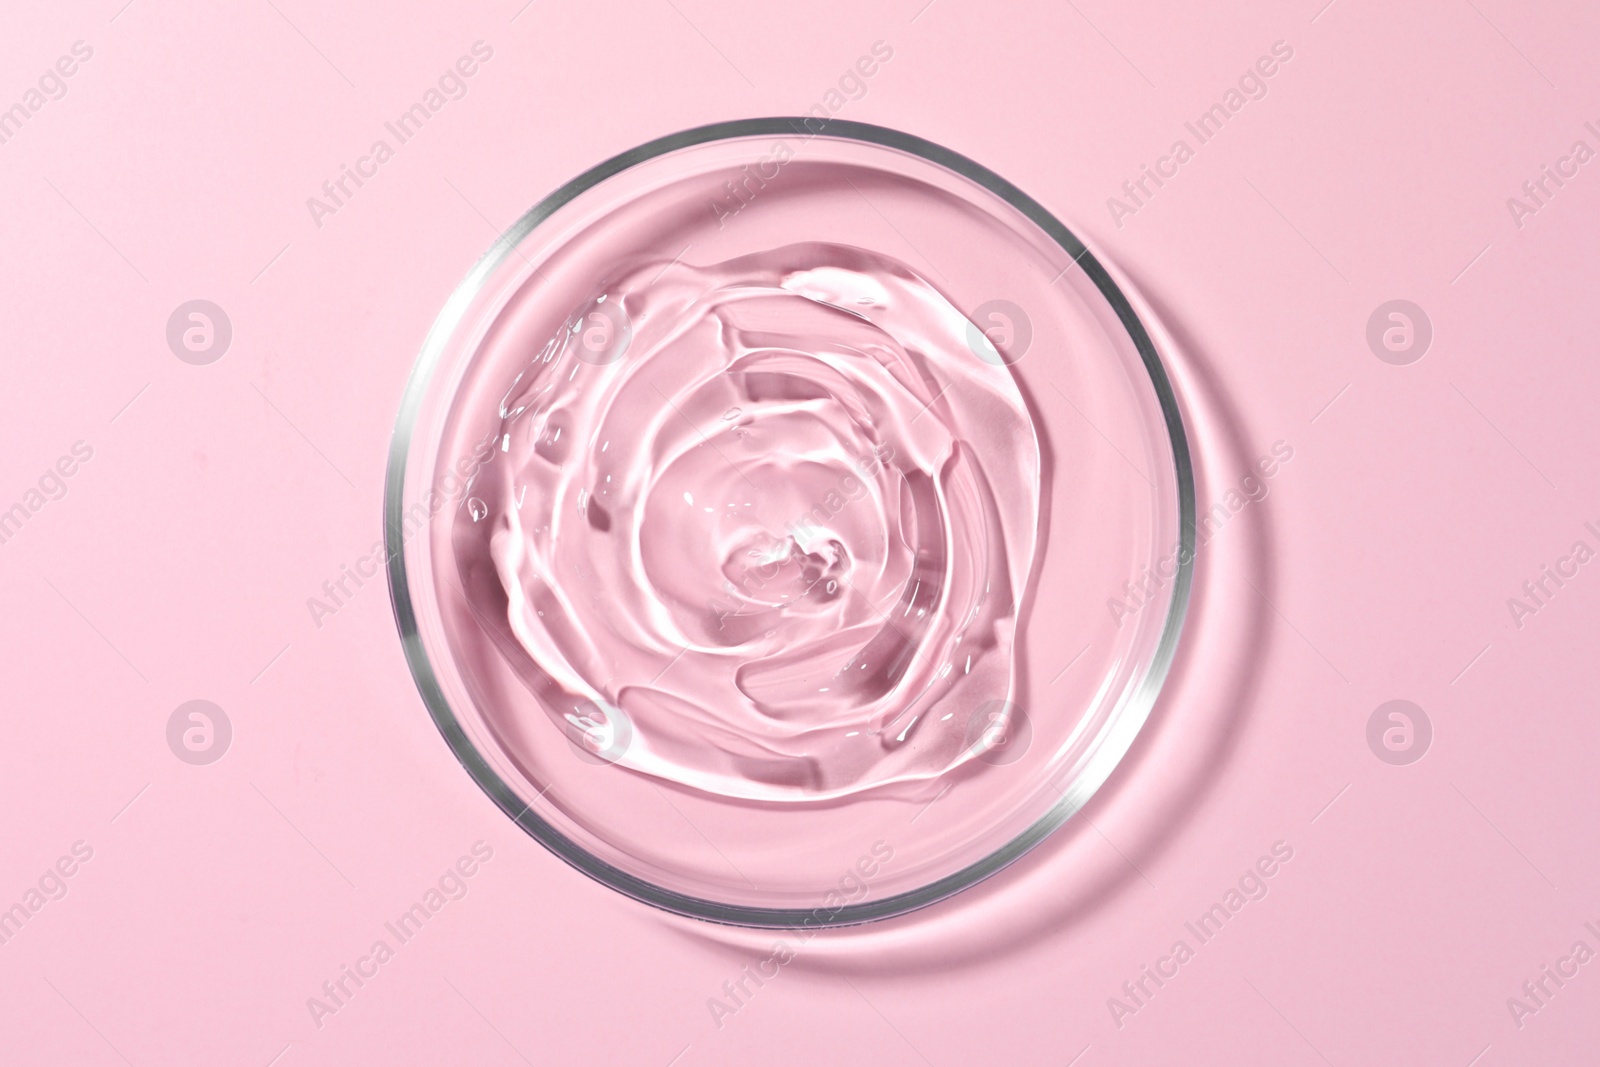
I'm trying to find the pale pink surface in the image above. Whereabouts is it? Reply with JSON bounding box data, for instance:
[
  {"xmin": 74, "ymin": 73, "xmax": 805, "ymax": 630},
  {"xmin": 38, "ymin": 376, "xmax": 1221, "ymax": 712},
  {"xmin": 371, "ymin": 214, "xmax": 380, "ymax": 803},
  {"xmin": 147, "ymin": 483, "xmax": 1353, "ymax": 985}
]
[{"xmin": 2, "ymin": 1, "xmax": 1599, "ymax": 1065}]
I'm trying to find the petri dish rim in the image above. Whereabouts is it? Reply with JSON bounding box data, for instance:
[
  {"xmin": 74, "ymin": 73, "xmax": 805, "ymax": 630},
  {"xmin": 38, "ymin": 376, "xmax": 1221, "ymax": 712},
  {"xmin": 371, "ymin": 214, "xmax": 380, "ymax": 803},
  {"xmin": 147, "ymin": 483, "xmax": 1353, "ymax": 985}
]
[{"xmin": 384, "ymin": 116, "xmax": 1196, "ymax": 928}]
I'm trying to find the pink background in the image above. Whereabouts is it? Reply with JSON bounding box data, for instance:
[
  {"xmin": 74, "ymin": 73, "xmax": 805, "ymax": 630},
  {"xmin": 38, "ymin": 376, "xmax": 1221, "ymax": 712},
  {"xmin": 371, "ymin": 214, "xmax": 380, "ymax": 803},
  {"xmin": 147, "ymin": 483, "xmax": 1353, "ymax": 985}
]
[{"xmin": 3, "ymin": 1, "xmax": 1598, "ymax": 1064}]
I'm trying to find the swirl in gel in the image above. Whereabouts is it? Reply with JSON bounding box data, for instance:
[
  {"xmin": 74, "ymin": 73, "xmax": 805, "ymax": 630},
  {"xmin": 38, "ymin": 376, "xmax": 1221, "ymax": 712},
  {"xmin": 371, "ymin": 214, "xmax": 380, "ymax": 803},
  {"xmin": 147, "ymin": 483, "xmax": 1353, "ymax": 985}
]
[{"xmin": 452, "ymin": 243, "xmax": 1041, "ymax": 802}]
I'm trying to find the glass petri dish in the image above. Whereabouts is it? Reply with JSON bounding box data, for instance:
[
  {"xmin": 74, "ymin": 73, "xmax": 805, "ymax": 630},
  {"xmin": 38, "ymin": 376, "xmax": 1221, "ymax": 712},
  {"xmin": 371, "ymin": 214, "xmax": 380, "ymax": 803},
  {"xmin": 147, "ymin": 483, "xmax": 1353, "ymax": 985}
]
[{"xmin": 385, "ymin": 118, "xmax": 1193, "ymax": 927}]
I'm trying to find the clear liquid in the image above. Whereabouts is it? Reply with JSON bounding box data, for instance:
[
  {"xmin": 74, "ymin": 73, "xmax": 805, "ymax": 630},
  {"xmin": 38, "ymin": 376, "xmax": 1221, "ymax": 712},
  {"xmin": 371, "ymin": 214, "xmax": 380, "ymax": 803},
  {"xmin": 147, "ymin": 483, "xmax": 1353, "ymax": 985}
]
[{"xmin": 451, "ymin": 242, "xmax": 1040, "ymax": 802}]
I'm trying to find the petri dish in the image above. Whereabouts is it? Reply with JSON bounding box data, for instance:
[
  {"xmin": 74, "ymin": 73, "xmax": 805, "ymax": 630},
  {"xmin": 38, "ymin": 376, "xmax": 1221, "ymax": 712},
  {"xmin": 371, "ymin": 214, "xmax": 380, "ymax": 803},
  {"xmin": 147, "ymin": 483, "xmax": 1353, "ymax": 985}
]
[{"xmin": 385, "ymin": 118, "xmax": 1193, "ymax": 927}]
